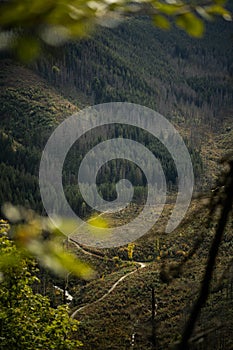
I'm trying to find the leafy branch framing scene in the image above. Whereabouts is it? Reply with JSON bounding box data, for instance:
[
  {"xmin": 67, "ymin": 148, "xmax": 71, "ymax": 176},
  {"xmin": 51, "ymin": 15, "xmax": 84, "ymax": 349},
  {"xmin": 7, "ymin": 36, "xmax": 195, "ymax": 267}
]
[{"xmin": 0, "ymin": 1, "xmax": 233, "ymax": 349}]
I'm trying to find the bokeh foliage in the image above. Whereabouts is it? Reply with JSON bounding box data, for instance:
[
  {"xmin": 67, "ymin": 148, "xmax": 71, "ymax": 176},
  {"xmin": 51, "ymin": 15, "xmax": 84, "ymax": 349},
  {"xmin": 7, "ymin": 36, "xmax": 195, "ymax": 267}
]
[
  {"xmin": 1, "ymin": 204, "xmax": 94, "ymax": 279},
  {"xmin": 0, "ymin": 0, "xmax": 232, "ymax": 61}
]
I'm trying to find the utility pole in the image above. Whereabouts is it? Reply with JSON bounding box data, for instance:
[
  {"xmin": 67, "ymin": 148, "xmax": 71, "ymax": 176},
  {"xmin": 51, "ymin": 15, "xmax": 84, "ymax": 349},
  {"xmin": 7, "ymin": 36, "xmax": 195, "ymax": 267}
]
[{"xmin": 151, "ymin": 287, "xmax": 157, "ymax": 349}]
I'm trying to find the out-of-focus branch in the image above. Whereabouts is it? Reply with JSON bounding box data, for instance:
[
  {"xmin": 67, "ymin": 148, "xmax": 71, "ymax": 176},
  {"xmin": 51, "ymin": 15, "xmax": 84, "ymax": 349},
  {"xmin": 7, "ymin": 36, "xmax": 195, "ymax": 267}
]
[{"xmin": 178, "ymin": 155, "xmax": 233, "ymax": 350}]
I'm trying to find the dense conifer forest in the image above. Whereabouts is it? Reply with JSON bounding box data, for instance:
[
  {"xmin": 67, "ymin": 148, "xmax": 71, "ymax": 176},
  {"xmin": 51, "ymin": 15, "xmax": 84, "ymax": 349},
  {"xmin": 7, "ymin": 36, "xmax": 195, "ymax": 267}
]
[{"xmin": 0, "ymin": 17, "xmax": 232, "ymax": 213}]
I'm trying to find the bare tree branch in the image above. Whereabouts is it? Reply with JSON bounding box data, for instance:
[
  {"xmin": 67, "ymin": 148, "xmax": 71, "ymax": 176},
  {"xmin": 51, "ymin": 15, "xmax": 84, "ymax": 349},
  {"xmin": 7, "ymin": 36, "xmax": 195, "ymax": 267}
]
[{"xmin": 178, "ymin": 155, "xmax": 233, "ymax": 350}]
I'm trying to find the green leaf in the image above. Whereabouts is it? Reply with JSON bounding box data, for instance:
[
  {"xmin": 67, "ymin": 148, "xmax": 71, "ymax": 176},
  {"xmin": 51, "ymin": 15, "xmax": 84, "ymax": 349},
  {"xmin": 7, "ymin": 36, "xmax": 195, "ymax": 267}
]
[
  {"xmin": 0, "ymin": 252, "xmax": 21, "ymax": 271},
  {"xmin": 153, "ymin": 3, "xmax": 184, "ymax": 16},
  {"xmin": 153, "ymin": 14, "xmax": 170, "ymax": 30},
  {"xmin": 196, "ymin": 6, "xmax": 214, "ymax": 21},
  {"xmin": 26, "ymin": 238, "xmax": 95, "ymax": 279},
  {"xmin": 206, "ymin": 4, "xmax": 232, "ymax": 20},
  {"xmin": 176, "ymin": 12, "xmax": 205, "ymax": 38}
]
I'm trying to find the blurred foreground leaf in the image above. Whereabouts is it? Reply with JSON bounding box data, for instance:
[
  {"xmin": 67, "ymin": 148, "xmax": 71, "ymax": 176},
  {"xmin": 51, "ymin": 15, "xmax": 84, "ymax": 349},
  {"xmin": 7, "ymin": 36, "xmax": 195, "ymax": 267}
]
[
  {"xmin": 0, "ymin": 0, "xmax": 231, "ymax": 60},
  {"xmin": 1, "ymin": 204, "xmax": 94, "ymax": 279},
  {"xmin": 176, "ymin": 12, "xmax": 204, "ymax": 37},
  {"xmin": 87, "ymin": 213, "xmax": 110, "ymax": 237}
]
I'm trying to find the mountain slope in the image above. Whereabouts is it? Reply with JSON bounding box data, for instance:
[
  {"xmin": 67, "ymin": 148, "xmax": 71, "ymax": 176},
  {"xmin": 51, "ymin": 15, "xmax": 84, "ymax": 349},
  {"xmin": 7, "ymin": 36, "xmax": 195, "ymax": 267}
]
[
  {"xmin": 0, "ymin": 15, "xmax": 233, "ymax": 350},
  {"xmin": 33, "ymin": 16, "xmax": 233, "ymax": 188},
  {"xmin": 0, "ymin": 59, "xmax": 79, "ymax": 211},
  {"xmin": 34, "ymin": 17, "xmax": 233, "ymax": 125},
  {"xmin": 0, "ymin": 14, "xmax": 233, "ymax": 210}
]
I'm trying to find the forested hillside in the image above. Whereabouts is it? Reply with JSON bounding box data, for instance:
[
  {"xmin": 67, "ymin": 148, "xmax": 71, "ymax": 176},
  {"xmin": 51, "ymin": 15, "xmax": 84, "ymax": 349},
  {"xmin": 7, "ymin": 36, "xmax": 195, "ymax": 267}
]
[
  {"xmin": 34, "ymin": 17, "xmax": 233, "ymax": 126},
  {"xmin": 0, "ymin": 17, "xmax": 232, "ymax": 213},
  {"xmin": 0, "ymin": 60, "xmax": 78, "ymax": 212}
]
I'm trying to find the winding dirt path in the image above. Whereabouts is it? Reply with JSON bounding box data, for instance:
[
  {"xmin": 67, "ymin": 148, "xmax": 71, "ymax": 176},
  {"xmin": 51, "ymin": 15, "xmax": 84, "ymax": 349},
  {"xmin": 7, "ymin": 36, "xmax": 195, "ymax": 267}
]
[
  {"xmin": 69, "ymin": 211, "xmax": 147, "ymax": 319},
  {"xmin": 69, "ymin": 238, "xmax": 146, "ymax": 318},
  {"xmin": 71, "ymin": 260, "xmax": 146, "ymax": 318}
]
